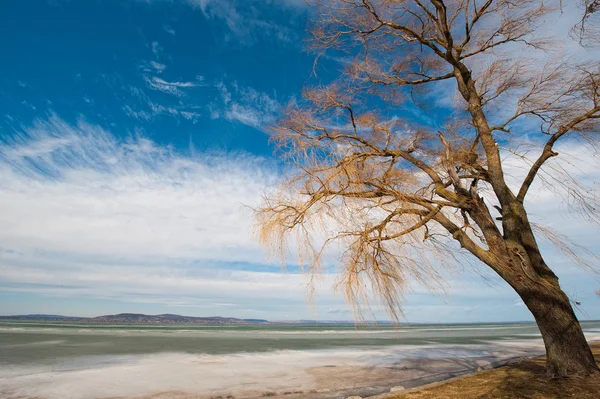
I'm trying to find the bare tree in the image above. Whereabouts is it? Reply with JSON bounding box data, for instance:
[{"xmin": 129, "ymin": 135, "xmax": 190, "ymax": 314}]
[
  {"xmin": 574, "ymin": 0, "xmax": 600, "ymax": 44},
  {"xmin": 256, "ymin": 0, "xmax": 600, "ymax": 377}
]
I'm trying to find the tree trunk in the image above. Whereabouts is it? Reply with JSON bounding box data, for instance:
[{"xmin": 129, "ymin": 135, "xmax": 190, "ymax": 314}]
[
  {"xmin": 515, "ymin": 275, "xmax": 599, "ymax": 377},
  {"xmin": 477, "ymin": 199, "xmax": 600, "ymax": 377}
]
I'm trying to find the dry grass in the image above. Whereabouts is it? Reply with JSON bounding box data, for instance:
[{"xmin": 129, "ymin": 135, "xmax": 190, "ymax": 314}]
[{"xmin": 389, "ymin": 343, "xmax": 600, "ymax": 399}]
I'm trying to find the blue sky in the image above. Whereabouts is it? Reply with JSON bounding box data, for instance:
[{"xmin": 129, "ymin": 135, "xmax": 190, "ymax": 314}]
[
  {"xmin": 0, "ymin": 0, "xmax": 598, "ymax": 322},
  {"xmin": 0, "ymin": 0, "xmax": 313, "ymax": 154}
]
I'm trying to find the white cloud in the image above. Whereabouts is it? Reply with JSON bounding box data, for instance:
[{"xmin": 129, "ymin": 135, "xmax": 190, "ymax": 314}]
[
  {"xmin": 151, "ymin": 41, "xmax": 163, "ymax": 57},
  {"xmin": 163, "ymin": 25, "xmax": 176, "ymax": 35},
  {"xmin": 150, "ymin": 61, "xmax": 166, "ymax": 73},
  {"xmin": 0, "ymin": 117, "xmax": 330, "ymax": 316},
  {"xmin": 0, "ymin": 118, "xmax": 494, "ymax": 319},
  {"xmin": 0, "ymin": 116, "xmax": 598, "ymax": 320},
  {"xmin": 144, "ymin": 76, "xmax": 203, "ymax": 97},
  {"xmin": 0, "ymin": 117, "xmax": 273, "ymax": 263},
  {"xmin": 124, "ymin": 82, "xmax": 202, "ymax": 122},
  {"xmin": 499, "ymin": 141, "xmax": 600, "ymax": 246},
  {"xmin": 326, "ymin": 307, "xmax": 351, "ymax": 315},
  {"xmin": 214, "ymin": 82, "xmax": 282, "ymax": 130},
  {"xmin": 137, "ymin": 54, "xmax": 204, "ymax": 99}
]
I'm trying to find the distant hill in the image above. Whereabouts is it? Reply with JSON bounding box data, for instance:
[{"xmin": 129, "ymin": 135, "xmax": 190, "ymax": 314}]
[
  {"xmin": 0, "ymin": 314, "xmax": 85, "ymax": 322},
  {"xmin": 0, "ymin": 313, "xmax": 269, "ymax": 324}
]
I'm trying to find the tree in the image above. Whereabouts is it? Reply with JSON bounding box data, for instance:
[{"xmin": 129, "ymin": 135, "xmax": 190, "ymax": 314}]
[
  {"xmin": 256, "ymin": 0, "xmax": 600, "ymax": 377},
  {"xmin": 574, "ymin": 0, "xmax": 600, "ymax": 44}
]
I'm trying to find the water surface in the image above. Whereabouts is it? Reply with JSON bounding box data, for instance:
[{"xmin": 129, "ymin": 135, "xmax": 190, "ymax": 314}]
[{"xmin": 1, "ymin": 321, "xmax": 599, "ymax": 399}]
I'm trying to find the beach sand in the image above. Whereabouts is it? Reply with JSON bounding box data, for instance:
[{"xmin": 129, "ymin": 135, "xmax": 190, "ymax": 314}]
[{"xmin": 384, "ymin": 341, "xmax": 600, "ymax": 399}]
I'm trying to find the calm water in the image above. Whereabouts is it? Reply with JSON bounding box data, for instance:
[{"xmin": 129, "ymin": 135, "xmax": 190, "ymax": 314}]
[
  {"xmin": 1, "ymin": 321, "xmax": 599, "ymax": 399},
  {"xmin": 0, "ymin": 321, "xmax": 571, "ymax": 365}
]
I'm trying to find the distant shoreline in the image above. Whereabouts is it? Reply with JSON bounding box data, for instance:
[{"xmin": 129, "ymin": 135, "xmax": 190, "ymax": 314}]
[
  {"xmin": 0, "ymin": 313, "xmax": 269, "ymax": 325},
  {"xmin": 2, "ymin": 314, "xmax": 599, "ymax": 325}
]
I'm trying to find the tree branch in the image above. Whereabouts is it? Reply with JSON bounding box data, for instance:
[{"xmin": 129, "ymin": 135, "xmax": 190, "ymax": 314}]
[
  {"xmin": 517, "ymin": 105, "xmax": 600, "ymax": 203},
  {"xmin": 433, "ymin": 211, "xmax": 495, "ymax": 266}
]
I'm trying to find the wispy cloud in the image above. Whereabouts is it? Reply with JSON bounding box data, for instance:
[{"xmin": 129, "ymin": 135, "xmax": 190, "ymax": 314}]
[
  {"xmin": 151, "ymin": 40, "xmax": 163, "ymax": 57},
  {"xmin": 123, "ymin": 85, "xmax": 202, "ymax": 122},
  {"xmin": 163, "ymin": 24, "xmax": 176, "ymax": 35},
  {"xmin": 0, "ymin": 117, "xmax": 597, "ymax": 320},
  {"xmin": 0, "ymin": 117, "xmax": 522, "ymax": 320},
  {"xmin": 144, "ymin": 75, "xmax": 204, "ymax": 97},
  {"xmin": 0, "ymin": 116, "xmax": 274, "ymax": 263},
  {"xmin": 140, "ymin": 0, "xmax": 304, "ymax": 45},
  {"xmin": 127, "ymin": 55, "xmax": 205, "ymax": 120},
  {"xmin": 150, "ymin": 61, "xmax": 166, "ymax": 73},
  {"xmin": 0, "ymin": 117, "xmax": 311, "ymax": 311},
  {"xmin": 213, "ymin": 81, "xmax": 282, "ymax": 130},
  {"xmin": 138, "ymin": 51, "xmax": 204, "ymax": 98}
]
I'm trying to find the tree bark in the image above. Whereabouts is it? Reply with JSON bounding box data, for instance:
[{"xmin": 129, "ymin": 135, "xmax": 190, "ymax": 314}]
[
  {"xmin": 514, "ymin": 272, "xmax": 599, "ymax": 377},
  {"xmin": 495, "ymin": 206, "xmax": 600, "ymax": 376}
]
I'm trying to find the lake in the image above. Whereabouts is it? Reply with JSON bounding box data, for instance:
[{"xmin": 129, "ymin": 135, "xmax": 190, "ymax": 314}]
[{"xmin": 2, "ymin": 321, "xmax": 599, "ymax": 398}]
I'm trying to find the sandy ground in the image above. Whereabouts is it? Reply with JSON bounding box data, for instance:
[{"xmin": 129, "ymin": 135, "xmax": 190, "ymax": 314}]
[{"xmin": 384, "ymin": 342, "xmax": 600, "ymax": 399}]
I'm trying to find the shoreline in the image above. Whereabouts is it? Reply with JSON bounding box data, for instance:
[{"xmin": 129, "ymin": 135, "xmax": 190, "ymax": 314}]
[
  {"xmin": 2, "ymin": 332, "xmax": 599, "ymax": 399},
  {"xmin": 0, "ymin": 343, "xmax": 549, "ymax": 399},
  {"xmin": 231, "ymin": 340, "xmax": 600, "ymax": 399},
  {"xmin": 133, "ymin": 345, "xmax": 555, "ymax": 399},
  {"xmin": 367, "ymin": 340, "xmax": 600, "ymax": 399}
]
